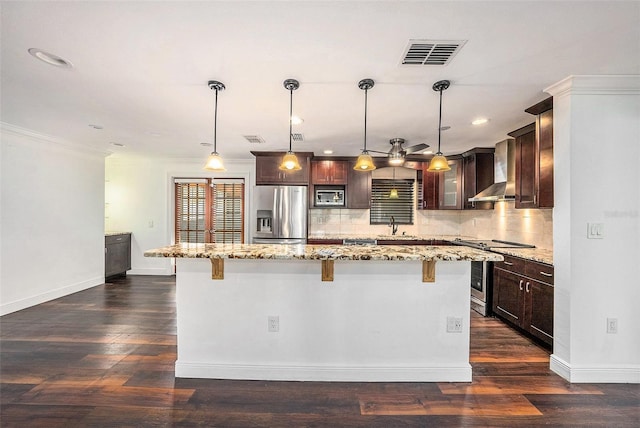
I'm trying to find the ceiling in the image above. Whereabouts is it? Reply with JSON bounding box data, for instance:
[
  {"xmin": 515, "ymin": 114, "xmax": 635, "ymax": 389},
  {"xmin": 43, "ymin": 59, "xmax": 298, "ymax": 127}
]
[{"xmin": 2, "ymin": 1, "xmax": 639, "ymax": 163}]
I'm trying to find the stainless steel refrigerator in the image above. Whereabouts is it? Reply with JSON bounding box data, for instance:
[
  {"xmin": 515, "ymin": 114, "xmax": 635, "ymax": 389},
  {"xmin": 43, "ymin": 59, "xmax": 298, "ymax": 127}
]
[{"xmin": 253, "ymin": 186, "xmax": 308, "ymax": 244}]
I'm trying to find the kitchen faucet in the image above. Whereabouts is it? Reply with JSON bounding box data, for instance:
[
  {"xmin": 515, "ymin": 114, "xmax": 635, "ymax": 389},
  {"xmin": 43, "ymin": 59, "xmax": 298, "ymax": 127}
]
[{"xmin": 389, "ymin": 216, "xmax": 398, "ymax": 235}]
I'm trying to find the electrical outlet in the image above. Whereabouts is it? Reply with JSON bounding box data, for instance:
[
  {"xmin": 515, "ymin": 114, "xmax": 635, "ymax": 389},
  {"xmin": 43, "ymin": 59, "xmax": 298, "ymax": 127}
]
[
  {"xmin": 607, "ymin": 318, "xmax": 618, "ymax": 334},
  {"xmin": 268, "ymin": 315, "xmax": 279, "ymax": 333},
  {"xmin": 447, "ymin": 316, "xmax": 463, "ymax": 333}
]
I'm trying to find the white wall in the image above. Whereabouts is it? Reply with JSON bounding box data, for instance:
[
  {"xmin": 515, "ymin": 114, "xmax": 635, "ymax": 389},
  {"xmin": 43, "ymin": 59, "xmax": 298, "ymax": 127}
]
[
  {"xmin": 0, "ymin": 125, "xmax": 106, "ymax": 315},
  {"xmin": 547, "ymin": 75, "xmax": 640, "ymax": 383},
  {"xmin": 105, "ymin": 154, "xmax": 255, "ymax": 275}
]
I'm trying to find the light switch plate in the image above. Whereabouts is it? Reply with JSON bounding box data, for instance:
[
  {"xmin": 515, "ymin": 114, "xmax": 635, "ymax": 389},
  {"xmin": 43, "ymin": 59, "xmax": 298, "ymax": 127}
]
[{"xmin": 587, "ymin": 223, "xmax": 604, "ymax": 239}]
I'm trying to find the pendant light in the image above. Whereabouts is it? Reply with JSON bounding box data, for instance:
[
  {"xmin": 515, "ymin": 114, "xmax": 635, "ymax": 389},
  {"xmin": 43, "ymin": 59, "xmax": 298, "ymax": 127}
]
[
  {"xmin": 354, "ymin": 78, "xmax": 376, "ymax": 171},
  {"xmin": 203, "ymin": 80, "xmax": 226, "ymax": 171},
  {"xmin": 427, "ymin": 80, "xmax": 451, "ymax": 172},
  {"xmin": 279, "ymin": 79, "xmax": 302, "ymax": 171},
  {"xmin": 389, "ymin": 167, "xmax": 399, "ymax": 199}
]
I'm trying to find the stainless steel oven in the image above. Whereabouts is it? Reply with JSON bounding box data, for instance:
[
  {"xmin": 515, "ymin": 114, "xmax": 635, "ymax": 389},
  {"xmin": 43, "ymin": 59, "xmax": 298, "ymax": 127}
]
[{"xmin": 470, "ymin": 261, "xmax": 492, "ymax": 316}]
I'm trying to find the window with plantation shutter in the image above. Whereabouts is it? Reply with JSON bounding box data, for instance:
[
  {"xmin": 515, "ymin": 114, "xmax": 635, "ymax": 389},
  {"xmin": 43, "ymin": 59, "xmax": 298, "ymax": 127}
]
[
  {"xmin": 370, "ymin": 179, "xmax": 414, "ymax": 225},
  {"xmin": 211, "ymin": 181, "xmax": 244, "ymax": 243},
  {"xmin": 175, "ymin": 178, "xmax": 244, "ymax": 244}
]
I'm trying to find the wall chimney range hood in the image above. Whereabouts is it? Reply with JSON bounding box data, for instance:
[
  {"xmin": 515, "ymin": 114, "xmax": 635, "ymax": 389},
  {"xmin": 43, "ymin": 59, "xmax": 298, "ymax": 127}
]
[{"xmin": 469, "ymin": 139, "xmax": 516, "ymax": 202}]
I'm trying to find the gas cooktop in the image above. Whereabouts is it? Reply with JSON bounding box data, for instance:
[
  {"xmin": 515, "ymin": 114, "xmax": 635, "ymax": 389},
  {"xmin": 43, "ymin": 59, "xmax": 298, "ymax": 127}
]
[{"xmin": 452, "ymin": 238, "xmax": 535, "ymax": 250}]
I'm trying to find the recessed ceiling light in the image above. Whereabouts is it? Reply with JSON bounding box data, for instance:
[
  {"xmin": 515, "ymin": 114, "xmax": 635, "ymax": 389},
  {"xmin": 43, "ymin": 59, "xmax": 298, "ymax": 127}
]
[
  {"xmin": 291, "ymin": 116, "xmax": 304, "ymax": 125},
  {"xmin": 323, "ymin": 150, "xmax": 333, "ymax": 154},
  {"xmin": 472, "ymin": 118, "xmax": 489, "ymax": 126},
  {"xmin": 28, "ymin": 48, "xmax": 73, "ymax": 68},
  {"xmin": 88, "ymin": 124, "xmax": 103, "ymax": 130}
]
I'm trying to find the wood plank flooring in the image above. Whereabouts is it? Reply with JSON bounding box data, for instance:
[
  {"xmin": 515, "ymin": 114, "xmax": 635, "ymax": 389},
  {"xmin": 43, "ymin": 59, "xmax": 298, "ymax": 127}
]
[{"xmin": 1, "ymin": 275, "xmax": 638, "ymax": 427}]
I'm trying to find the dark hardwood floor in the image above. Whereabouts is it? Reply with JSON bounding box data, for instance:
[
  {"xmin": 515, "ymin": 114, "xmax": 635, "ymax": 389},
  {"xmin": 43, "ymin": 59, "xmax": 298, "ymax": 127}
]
[{"xmin": 1, "ymin": 275, "xmax": 638, "ymax": 427}]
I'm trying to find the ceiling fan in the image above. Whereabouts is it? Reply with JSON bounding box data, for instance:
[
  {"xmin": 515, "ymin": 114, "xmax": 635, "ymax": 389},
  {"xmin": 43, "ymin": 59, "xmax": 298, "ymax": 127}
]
[{"xmin": 368, "ymin": 138, "xmax": 430, "ymax": 166}]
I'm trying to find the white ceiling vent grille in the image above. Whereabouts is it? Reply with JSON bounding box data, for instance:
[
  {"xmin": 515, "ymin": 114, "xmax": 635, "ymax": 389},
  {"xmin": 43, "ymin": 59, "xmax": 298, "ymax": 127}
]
[
  {"xmin": 291, "ymin": 133, "xmax": 304, "ymax": 142},
  {"xmin": 400, "ymin": 40, "xmax": 467, "ymax": 66},
  {"xmin": 243, "ymin": 135, "xmax": 265, "ymax": 144}
]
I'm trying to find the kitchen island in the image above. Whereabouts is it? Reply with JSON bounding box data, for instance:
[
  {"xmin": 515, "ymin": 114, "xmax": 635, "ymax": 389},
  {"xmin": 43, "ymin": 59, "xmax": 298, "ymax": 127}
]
[{"xmin": 145, "ymin": 243, "xmax": 503, "ymax": 382}]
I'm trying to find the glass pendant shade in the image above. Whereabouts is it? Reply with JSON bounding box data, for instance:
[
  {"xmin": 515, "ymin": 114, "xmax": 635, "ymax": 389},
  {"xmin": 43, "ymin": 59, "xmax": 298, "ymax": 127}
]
[
  {"xmin": 204, "ymin": 152, "xmax": 226, "ymax": 171},
  {"xmin": 279, "ymin": 151, "xmax": 302, "ymax": 171},
  {"xmin": 427, "ymin": 153, "xmax": 451, "ymax": 172},
  {"xmin": 388, "ymin": 154, "xmax": 405, "ymax": 166},
  {"xmin": 354, "ymin": 151, "xmax": 376, "ymax": 171},
  {"xmin": 389, "ymin": 188, "xmax": 399, "ymax": 199}
]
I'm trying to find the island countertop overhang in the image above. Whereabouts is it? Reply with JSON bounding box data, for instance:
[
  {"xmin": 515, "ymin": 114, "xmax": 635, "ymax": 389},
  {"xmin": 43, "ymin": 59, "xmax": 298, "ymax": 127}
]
[{"xmin": 144, "ymin": 243, "xmax": 504, "ymax": 262}]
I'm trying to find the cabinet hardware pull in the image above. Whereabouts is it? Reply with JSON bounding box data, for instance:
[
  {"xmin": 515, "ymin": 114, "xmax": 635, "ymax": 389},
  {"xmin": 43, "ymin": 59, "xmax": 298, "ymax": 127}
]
[
  {"xmin": 525, "ymin": 282, "xmax": 530, "ymax": 292},
  {"xmin": 540, "ymin": 271, "xmax": 553, "ymax": 277},
  {"xmin": 504, "ymin": 261, "xmax": 513, "ymax": 266},
  {"xmin": 519, "ymin": 280, "xmax": 524, "ymax": 291}
]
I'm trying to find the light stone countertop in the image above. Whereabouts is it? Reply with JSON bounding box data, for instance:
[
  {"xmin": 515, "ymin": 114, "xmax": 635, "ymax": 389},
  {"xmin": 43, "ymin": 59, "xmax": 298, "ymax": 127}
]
[
  {"xmin": 490, "ymin": 247, "xmax": 553, "ymax": 266},
  {"xmin": 307, "ymin": 234, "xmax": 473, "ymax": 241},
  {"xmin": 144, "ymin": 243, "xmax": 504, "ymax": 262},
  {"xmin": 105, "ymin": 231, "xmax": 131, "ymax": 237}
]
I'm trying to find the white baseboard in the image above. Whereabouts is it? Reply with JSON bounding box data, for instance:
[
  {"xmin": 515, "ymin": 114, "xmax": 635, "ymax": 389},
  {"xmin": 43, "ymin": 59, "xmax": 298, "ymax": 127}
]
[
  {"xmin": 175, "ymin": 361, "xmax": 473, "ymax": 382},
  {"xmin": 0, "ymin": 276, "xmax": 104, "ymax": 316},
  {"xmin": 127, "ymin": 268, "xmax": 174, "ymax": 276},
  {"xmin": 551, "ymin": 354, "xmax": 640, "ymax": 383}
]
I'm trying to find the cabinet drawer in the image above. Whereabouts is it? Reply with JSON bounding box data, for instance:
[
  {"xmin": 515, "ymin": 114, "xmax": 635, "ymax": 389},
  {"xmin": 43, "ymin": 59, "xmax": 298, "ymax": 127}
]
[
  {"xmin": 494, "ymin": 254, "xmax": 525, "ymax": 272},
  {"xmin": 106, "ymin": 234, "xmax": 130, "ymax": 245},
  {"xmin": 525, "ymin": 261, "xmax": 554, "ymax": 285}
]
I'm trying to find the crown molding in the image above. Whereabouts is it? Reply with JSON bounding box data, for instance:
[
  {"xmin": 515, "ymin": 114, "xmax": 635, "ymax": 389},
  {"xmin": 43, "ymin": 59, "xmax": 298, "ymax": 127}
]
[
  {"xmin": 1, "ymin": 122, "xmax": 110, "ymax": 157},
  {"xmin": 545, "ymin": 75, "xmax": 640, "ymax": 98}
]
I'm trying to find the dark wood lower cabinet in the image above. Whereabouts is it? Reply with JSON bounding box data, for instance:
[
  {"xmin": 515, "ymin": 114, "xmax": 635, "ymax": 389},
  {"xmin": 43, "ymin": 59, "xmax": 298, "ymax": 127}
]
[
  {"xmin": 105, "ymin": 233, "xmax": 131, "ymax": 278},
  {"xmin": 493, "ymin": 255, "xmax": 554, "ymax": 347}
]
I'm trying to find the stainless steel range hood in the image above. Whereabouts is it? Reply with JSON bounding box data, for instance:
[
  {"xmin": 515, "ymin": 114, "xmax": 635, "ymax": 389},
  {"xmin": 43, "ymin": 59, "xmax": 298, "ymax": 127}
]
[{"xmin": 469, "ymin": 138, "xmax": 516, "ymax": 202}]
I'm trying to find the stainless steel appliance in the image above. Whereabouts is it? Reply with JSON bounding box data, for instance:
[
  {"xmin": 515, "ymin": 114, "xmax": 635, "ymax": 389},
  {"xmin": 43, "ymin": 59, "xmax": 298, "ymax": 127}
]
[
  {"xmin": 314, "ymin": 186, "xmax": 345, "ymax": 207},
  {"xmin": 253, "ymin": 186, "xmax": 308, "ymax": 244},
  {"xmin": 452, "ymin": 239, "xmax": 535, "ymax": 316}
]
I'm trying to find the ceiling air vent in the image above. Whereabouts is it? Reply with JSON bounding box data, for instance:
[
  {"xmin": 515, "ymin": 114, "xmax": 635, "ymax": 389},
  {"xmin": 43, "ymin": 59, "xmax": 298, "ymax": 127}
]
[
  {"xmin": 291, "ymin": 133, "xmax": 304, "ymax": 142},
  {"xmin": 400, "ymin": 40, "xmax": 467, "ymax": 66},
  {"xmin": 243, "ymin": 135, "xmax": 265, "ymax": 144}
]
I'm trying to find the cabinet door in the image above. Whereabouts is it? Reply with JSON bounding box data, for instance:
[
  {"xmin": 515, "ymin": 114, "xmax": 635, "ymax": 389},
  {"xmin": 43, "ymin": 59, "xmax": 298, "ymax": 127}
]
[
  {"xmin": 439, "ymin": 159, "xmax": 463, "ymax": 209},
  {"xmin": 537, "ymin": 109, "xmax": 554, "ymax": 208},
  {"xmin": 492, "ymin": 268, "xmax": 525, "ymax": 327},
  {"xmin": 515, "ymin": 129, "xmax": 537, "ymax": 208},
  {"xmin": 525, "ymin": 279, "xmax": 554, "ymax": 346},
  {"xmin": 256, "ymin": 155, "xmax": 310, "ymax": 185},
  {"xmin": 312, "ymin": 160, "xmax": 348, "ymax": 184},
  {"xmin": 421, "ymin": 169, "xmax": 439, "ymax": 209},
  {"xmin": 105, "ymin": 235, "xmax": 131, "ymax": 277},
  {"xmin": 346, "ymin": 161, "xmax": 371, "ymax": 208},
  {"xmin": 255, "ymin": 156, "xmax": 285, "ymax": 184}
]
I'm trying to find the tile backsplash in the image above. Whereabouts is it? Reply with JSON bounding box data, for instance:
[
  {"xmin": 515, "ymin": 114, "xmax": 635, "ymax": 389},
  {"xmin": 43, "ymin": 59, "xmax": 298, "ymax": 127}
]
[{"xmin": 308, "ymin": 201, "xmax": 553, "ymax": 249}]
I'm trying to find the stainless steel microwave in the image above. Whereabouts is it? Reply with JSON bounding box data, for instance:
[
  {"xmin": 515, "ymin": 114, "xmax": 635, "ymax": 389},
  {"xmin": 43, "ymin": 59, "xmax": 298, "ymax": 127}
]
[{"xmin": 315, "ymin": 187, "xmax": 345, "ymax": 207}]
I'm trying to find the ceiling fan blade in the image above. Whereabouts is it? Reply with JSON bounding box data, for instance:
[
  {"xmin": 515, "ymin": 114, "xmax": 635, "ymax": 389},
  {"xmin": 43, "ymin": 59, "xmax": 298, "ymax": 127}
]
[
  {"xmin": 367, "ymin": 149, "xmax": 390, "ymax": 154},
  {"xmin": 404, "ymin": 143, "xmax": 430, "ymax": 154}
]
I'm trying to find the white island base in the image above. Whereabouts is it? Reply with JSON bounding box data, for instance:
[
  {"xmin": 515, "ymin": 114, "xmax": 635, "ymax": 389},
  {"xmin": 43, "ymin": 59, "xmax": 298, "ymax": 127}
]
[{"xmin": 175, "ymin": 258, "xmax": 472, "ymax": 382}]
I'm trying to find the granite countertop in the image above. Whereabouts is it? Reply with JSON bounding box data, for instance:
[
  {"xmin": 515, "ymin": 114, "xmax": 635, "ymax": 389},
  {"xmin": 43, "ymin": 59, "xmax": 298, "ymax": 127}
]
[
  {"xmin": 490, "ymin": 247, "xmax": 553, "ymax": 266},
  {"xmin": 144, "ymin": 243, "xmax": 504, "ymax": 262},
  {"xmin": 306, "ymin": 234, "xmax": 473, "ymax": 241},
  {"xmin": 105, "ymin": 231, "xmax": 132, "ymax": 237}
]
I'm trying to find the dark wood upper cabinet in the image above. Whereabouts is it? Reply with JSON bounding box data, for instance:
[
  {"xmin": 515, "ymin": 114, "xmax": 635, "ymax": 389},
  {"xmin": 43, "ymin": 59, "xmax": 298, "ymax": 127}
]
[
  {"xmin": 252, "ymin": 151, "xmax": 312, "ymax": 185},
  {"xmin": 511, "ymin": 123, "xmax": 537, "ymax": 209},
  {"xmin": 462, "ymin": 148, "xmax": 495, "ymax": 210},
  {"xmin": 509, "ymin": 96, "xmax": 554, "ymax": 209},
  {"xmin": 311, "ymin": 160, "xmax": 348, "ymax": 184},
  {"xmin": 346, "ymin": 160, "xmax": 371, "ymax": 209}
]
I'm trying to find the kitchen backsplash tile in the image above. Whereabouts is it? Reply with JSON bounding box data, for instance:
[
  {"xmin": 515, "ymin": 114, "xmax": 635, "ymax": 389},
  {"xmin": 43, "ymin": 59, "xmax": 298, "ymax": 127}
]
[{"xmin": 308, "ymin": 202, "xmax": 553, "ymax": 250}]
